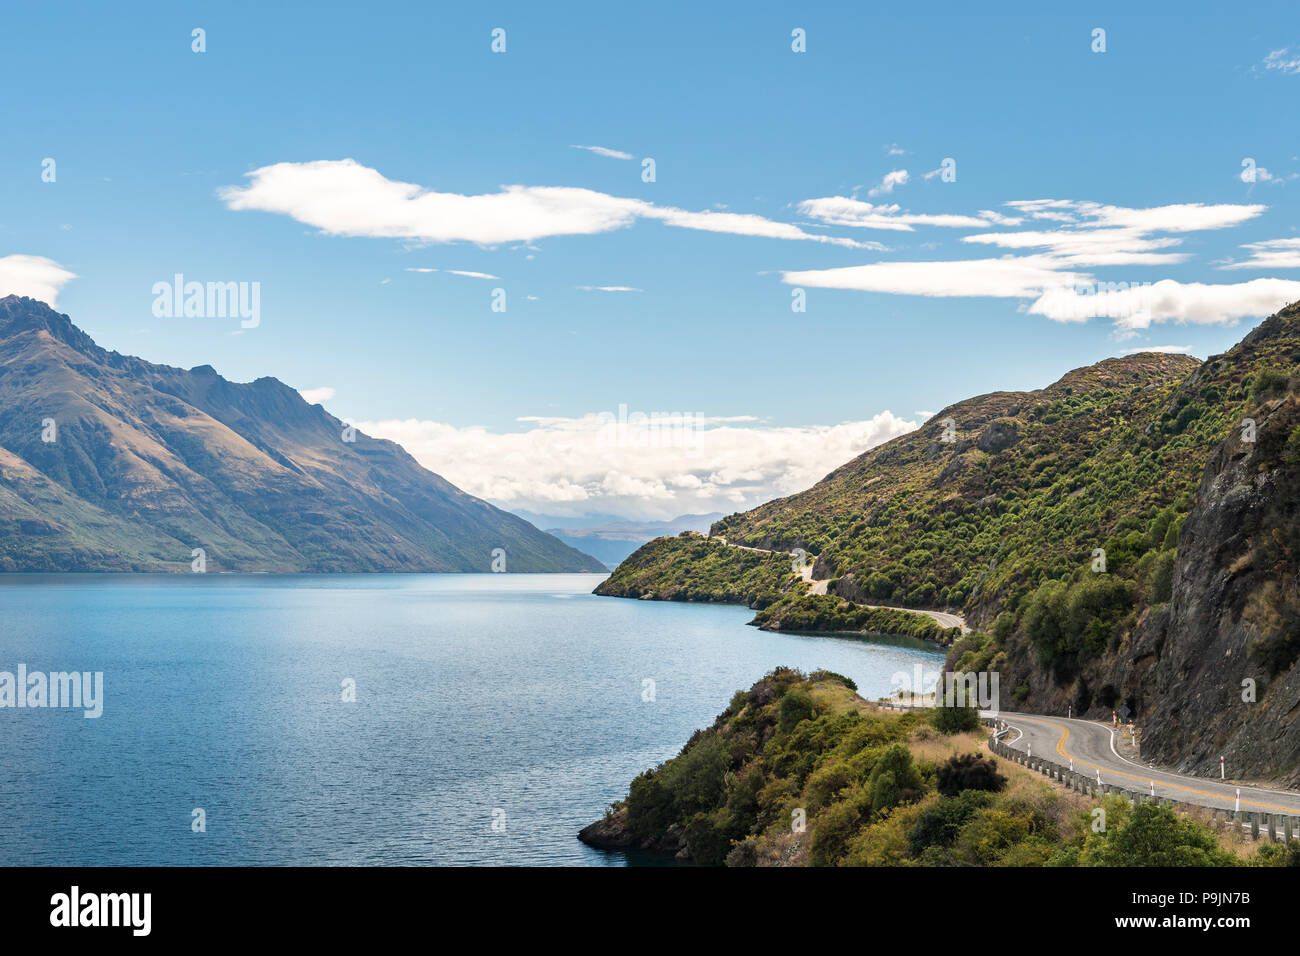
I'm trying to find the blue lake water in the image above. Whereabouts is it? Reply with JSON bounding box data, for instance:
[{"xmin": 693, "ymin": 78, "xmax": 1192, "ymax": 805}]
[{"xmin": 0, "ymin": 573, "xmax": 943, "ymax": 866}]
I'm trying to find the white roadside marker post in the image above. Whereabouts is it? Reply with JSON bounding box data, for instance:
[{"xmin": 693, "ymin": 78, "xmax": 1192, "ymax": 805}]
[
  {"xmin": 1235, "ymin": 789, "xmax": 1241, "ymax": 813},
  {"xmin": 1150, "ymin": 780, "xmax": 1155, "ymax": 797},
  {"xmin": 1220, "ymin": 755, "xmax": 1225, "ymax": 779},
  {"xmin": 1069, "ymin": 758, "xmax": 1074, "ymax": 772}
]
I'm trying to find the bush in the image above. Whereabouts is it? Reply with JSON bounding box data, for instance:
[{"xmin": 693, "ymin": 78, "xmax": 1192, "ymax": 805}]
[
  {"xmin": 1251, "ymin": 367, "xmax": 1291, "ymax": 399},
  {"xmin": 809, "ymin": 669, "xmax": 857, "ymax": 691},
  {"xmin": 935, "ymin": 753, "xmax": 1008, "ymax": 796},
  {"xmin": 1081, "ymin": 803, "xmax": 1238, "ymax": 866},
  {"xmin": 867, "ymin": 743, "xmax": 923, "ymax": 817},
  {"xmin": 932, "ymin": 702, "xmax": 981, "ymax": 735},
  {"xmin": 809, "ymin": 788, "xmax": 869, "ymax": 866},
  {"xmin": 1150, "ymin": 549, "xmax": 1176, "ymax": 603},
  {"xmin": 908, "ymin": 790, "xmax": 995, "ymax": 855},
  {"xmin": 778, "ymin": 688, "xmax": 816, "ymax": 733}
]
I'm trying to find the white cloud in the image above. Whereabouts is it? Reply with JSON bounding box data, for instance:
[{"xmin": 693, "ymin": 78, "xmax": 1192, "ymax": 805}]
[
  {"xmin": 961, "ymin": 227, "xmax": 1187, "ymax": 267},
  {"xmin": 219, "ymin": 159, "xmax": 869, "ymax": 249},
  {"xmin": 1219, "ymin": 237, "xmax": 1300, "ymax": 270},
  {"xmin": 570, "ymin": 144, "xmax": 635, "ymax": 160},
  {"xmin": 1264, "ymin": 48, "xmax": 1300, "ymax": 74},
  {"xmin": 961, "ymin": 201, "xmax": 1265, "ymax": 266},
  {"xmin": 1086, "ymin": 202, "xmax": 1267, "ymax": 233},
  {"xmin": 0, "ymin": 255, "xmax": 77, "ymax": 306},
  {"xmin": 798, "ymin": 196, "xmax": 992, "ymax": 231},
  {"xmin": 885, "ymin": 143, "xmax": 906, "ymax": 156},
  {"xmin": 298, "ymin": 386, "xmax": 336, "ymax": 404},
  {"xmin": 405, "ymin": 267, "xmax": 500, "ymax": 278},
  {"xmin": 357, "ymin": 410, "xmax": 919, "ymax": 520},
  {"xmin": 1026, "ymin": 278, "xmax": 1300, "ymax": 330},
  {"xmin": 783, "ymin": 255, "xmax": 1085, "ymax": 298},
  {"xmin": 577, "ymin": 285, "xmax": 642, "ymax": 292},
  {"xmin": 782, "ymin": 198, "xmax": 1295, "ymax": 331},
  {"xmin": 1243, "ymin": 166, "xmax": 1298, "ymax": 186},
  {"xmin": 976, "ymin": 209, "xmax": 1024, "ymax": 226},
  {"xmin": 637, "ymin": 204, "xmax": 874, "ymax": 248},
  {"xmin": 867, "ymin": 169, "xmax": 910, "ymax": 197}
]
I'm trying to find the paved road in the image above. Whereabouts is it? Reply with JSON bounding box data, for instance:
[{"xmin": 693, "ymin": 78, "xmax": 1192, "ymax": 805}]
[
  {"xmin": 998, "ymin": 712, "xmax": 1300, "ymax": 815},
  {"xmin": 715, "ymin": 536, "xmax": 970, "ymax": 633}
]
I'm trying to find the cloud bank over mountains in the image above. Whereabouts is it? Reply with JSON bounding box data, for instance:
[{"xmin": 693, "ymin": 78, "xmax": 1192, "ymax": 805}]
[{"xmin": 358, "ymin": 409, "xmax": 920, "ymax": 521}]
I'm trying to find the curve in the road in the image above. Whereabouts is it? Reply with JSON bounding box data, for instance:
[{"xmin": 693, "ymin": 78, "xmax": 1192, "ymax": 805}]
[
  {"xmin": 999, "ymin": 712, "xmax": 1300, "ymax": 815},
  {"xmin": 714, "ymin": 536, "xmax": 970, "ymax": 634}
]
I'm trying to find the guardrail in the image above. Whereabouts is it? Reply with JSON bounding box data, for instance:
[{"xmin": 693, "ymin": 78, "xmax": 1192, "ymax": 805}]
[{"xmin": 981, "ymin": 718, "xmax": 1297, "ymax": 843}]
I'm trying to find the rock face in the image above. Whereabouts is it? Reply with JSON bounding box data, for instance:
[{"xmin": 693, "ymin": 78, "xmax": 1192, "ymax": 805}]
[
  {"xmin": 1137, "ymin": 393, "xmax": 1300, "ymax": 785},
  {"xmin": 577, "ymin": 808, "xmax": 687, "ymax": 858},
  {"xmin": 0, "ymin": 296, "xmax": 604, "ymax": 572},
  {"xmin": 976, "ymin": 418, "xmax": 1019, "ymax": 454}
]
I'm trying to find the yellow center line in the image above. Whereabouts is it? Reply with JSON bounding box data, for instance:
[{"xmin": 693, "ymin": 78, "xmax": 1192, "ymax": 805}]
[{"xmin": 1011, "ymin": 715, "xmax": 1297, "ymax": 815}]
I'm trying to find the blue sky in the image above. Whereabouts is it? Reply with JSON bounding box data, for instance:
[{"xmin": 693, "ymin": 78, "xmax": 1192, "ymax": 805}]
[{"xmin": 3, "ymin": 1, "xmax": 1299, "ymax": 519}]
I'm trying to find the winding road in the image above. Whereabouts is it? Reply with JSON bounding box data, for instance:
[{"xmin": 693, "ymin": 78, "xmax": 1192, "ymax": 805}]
[
  {"xmin": 997, "ymin": 712, "xmax": 1300, "ymax": 815},
  {"xmin": 713, "ymin": 535, "xmax": 971, "ymax": 634}
]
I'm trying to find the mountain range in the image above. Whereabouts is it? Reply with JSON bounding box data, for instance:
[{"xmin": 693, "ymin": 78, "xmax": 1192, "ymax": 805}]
[{"xmin": 0, "ymin": 296, "xmax": 604, "ymax": 573}]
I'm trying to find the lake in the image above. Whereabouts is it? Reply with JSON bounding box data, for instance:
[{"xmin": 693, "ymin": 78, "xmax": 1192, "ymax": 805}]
[{"xmin": 0, "ymin": 573, "xmax": 944, "ymax": 865}]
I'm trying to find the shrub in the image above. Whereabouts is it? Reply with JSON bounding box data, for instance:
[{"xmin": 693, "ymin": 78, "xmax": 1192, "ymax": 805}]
[
  {"xmin": 809, "ymin": 788, "xmax": 869, "ymax": 866},
  {"xmin": 867, "ymin": 743, "xmax": 923, "ymax": 817},
  {"xmin": 934, "ymin": 753, "xmax": 1008, "ymax": 796},
  {"xmin": 809, "ymin": 669, "xmax": 857, "ymax": 691},
  {"xmin": 1251, "ymin": 367, "xmax": 1291, "ymax": 399},
  {"xmin": 932, "ymin": 702, "xmax": 981, "ymax": 735},
  {"xmin": 1081, "ymin": 803, "xmax": 1238, "ymax": 866},
  {"xmin": 1150, "ymin": 549, "xmax": 1176, "ymax": 604},
  {"xmin": 908, "ymin": 790, "xmax": 995, "ymax": 855},
  {"xmin": 778, "ymin": 688, "xmax": 816, "ymax": 734}
]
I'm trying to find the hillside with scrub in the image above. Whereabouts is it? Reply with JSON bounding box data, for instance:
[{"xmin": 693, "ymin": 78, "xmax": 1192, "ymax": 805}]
[
  {"xmin": 596, "ymin": 303, "xmax": 1300, "ymax": 781},
  {"xmin": 579, "ymin": 669, "xmax": 1299, "ymax": 867}
]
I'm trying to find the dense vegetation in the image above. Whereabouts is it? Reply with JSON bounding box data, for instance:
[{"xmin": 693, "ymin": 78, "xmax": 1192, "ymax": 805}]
[
  {"xmin": 591, "ymin": 669, "xmax": 1292, "ymax": 866},
  {"xmin": 597, "ymin": 303, "xmax": 1300, "ymax": 699},
  {"xmin": 752, "ymin": 594, "xmax": 962, "ymax": 645},
  {"xmin": 592, "ymin": 533, "xmax": 795, "ymax": 607}
]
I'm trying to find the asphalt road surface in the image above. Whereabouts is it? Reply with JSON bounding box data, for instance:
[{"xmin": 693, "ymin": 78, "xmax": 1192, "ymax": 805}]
[{"xmin": 997, "ymin": 712, "xmax": 1300, "ymax": 815}]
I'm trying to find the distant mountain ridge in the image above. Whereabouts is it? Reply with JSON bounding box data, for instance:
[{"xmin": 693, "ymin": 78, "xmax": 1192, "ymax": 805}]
[
  {"xmin": 534, "ymin": 512, "xmax": 724, "ymax": 569},
  {"xmin": 0, "ymin": 295, "xmax": 604, "ymax": 572}
]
